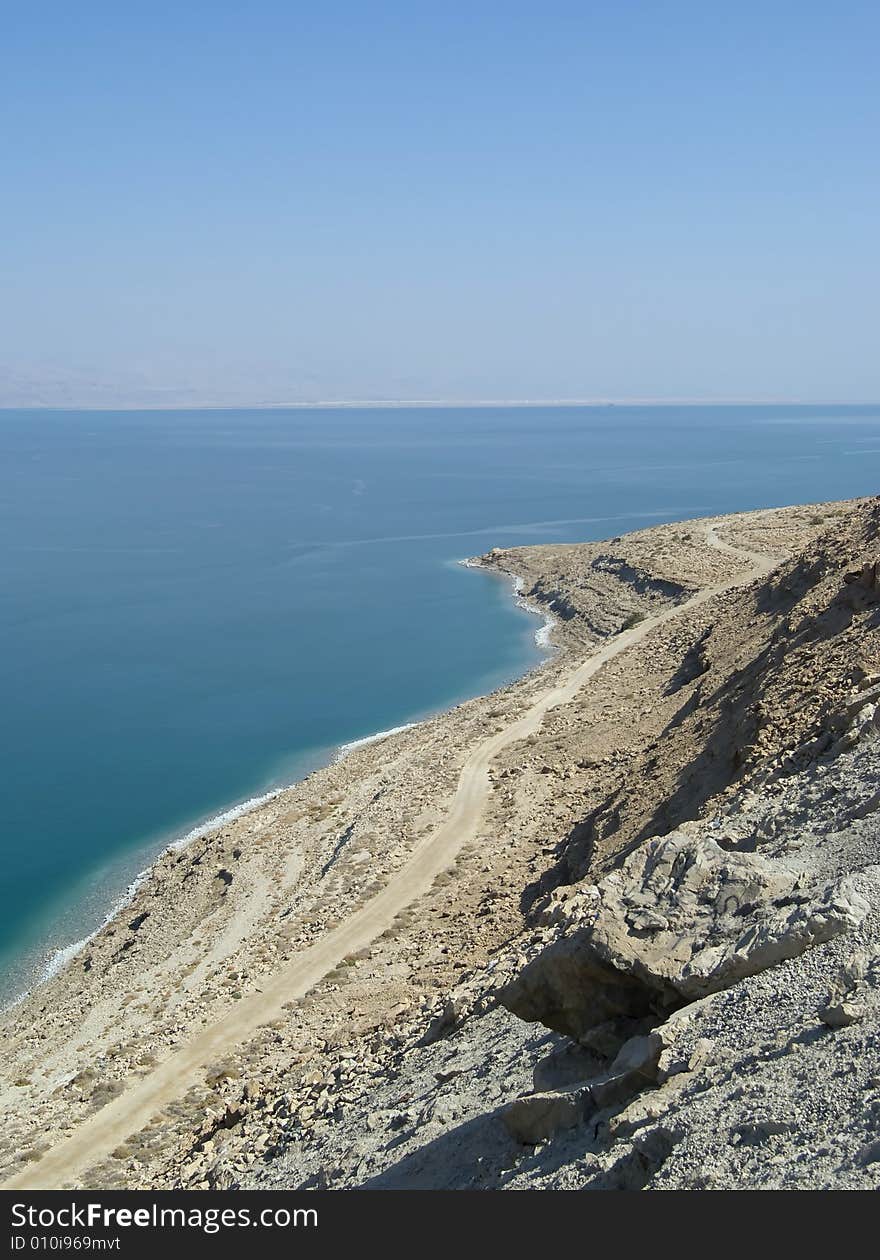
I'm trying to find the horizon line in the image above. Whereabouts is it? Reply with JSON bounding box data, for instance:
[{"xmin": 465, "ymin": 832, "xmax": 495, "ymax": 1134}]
[{"xmin": 3, "ymin": 395, "xmax": 880, "ymax": 412}]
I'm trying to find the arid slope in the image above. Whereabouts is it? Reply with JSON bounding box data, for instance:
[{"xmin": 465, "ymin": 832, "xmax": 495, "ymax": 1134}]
[{"xmin": 2, "ymin": 498, "xmax": 876, "ymax": 1190}]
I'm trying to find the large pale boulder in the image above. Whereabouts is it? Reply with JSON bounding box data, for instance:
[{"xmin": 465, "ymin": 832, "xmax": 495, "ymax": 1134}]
[
  {"xmin": 501, "ymin": 831, "xmax": 868, "ymax": 1039},
  {"xmin": 501, "ymin": 1088, "xmax": 589, "ymax": 1145}
]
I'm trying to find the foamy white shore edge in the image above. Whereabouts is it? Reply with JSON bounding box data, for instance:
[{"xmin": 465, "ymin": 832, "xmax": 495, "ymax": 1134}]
[
  {"xmin": 9, "ymin": 785, "xmax": 321, "ymax": 1009},
  {"xmin": 12, "ymin": 723, "xmax": 428, "ymax": 1009},
  {"xmin": 168, "ymin": 787, "xmax": 286, "ymax": 852},
  {"xmin": 334, "ymin": 723, "xmax": 420, "ymax": 762},
  {"xmin": 460, "ymin": 556, "xmax": 557, "ymax": 654},
  {"xmin": 12, "ymin": 786, "xmax": 290, "ymax": 1008},
  {"xmin": 513, "ymin": 575, "xmax": 557, "ymax": 651},
  {"xmin": 8, "ymin": 554, "xmax": 550, "ymax": 1010}
]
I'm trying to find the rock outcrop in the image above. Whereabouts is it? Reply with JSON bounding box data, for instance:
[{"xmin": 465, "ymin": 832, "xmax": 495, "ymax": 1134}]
[
  {"xmin": 6, "ymin": 499, "xmax": 880, "ymax": 1192},
  {"xmin": 842, "ymin": 558, "xmax": 880, "ymax": 608},
  {"xmin": 501, "ymin": 831, "xmax": 868, "ymax": 1041}
]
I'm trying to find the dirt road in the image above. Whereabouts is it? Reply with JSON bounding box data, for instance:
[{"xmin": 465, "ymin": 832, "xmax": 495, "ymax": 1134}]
[{"xmin": 4, "ymin": 520, "xmax": 775, "ymax": 1189}]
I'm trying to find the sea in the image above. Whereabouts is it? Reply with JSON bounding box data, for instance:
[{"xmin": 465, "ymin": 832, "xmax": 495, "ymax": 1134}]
[{"xmin": 2, "ymin": 402, "xmax": 879, "ymax": 1005}]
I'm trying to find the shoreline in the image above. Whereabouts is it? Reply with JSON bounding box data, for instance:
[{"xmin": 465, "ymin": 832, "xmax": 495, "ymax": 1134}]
[
  {"xmin": 13, "ymin": 783, "xmax": 292, "ymax": 1010},
  {"xmin": 2, "ymin": 558, "xmax": 560, "ymax": 1013},
  {"xmin": 0, "ymin": 500, "xmax": 858, "ymax": 1189},
  {"xmin": 458, "ymin": 554, "xmax": 559, "ymax": 656}
]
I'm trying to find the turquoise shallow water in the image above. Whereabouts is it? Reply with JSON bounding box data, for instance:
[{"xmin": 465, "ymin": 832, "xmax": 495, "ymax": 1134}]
[{"xmin": 2, "ymin": 403, "xmax": 879, "ymax": 1004}]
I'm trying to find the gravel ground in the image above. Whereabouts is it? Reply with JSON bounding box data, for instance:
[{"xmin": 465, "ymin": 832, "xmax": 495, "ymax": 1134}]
[{"xmin": 251, "ymin": 721, "xmax": 880, "ymax": 1191}]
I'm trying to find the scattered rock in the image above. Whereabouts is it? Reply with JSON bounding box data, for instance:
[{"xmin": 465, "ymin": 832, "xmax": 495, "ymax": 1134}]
[
  {"xmin": 501, "ymin": 832, "xmax": 869, "ymax": 1040},
  {"xmin": 502, "ymin": 1087, "xmax": 589, "ymax": 1145},
  {"xmin": 819, "ymin": 950, "xmax": 877, "ymax": 1027},
  {"xmin": 420, "ymin": 998, "xmax": 463, "ymax": 1045}
]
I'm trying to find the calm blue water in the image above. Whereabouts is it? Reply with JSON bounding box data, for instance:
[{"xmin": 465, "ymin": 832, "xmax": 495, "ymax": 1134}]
[{"xmin": 2, "ymin": 403, "xmax": 879, "ymax": 1003}]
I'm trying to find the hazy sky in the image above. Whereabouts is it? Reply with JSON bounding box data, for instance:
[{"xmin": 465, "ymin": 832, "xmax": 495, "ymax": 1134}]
[{"xmin": 2, "ymin": 2, "xmax": 878, "ymax": 406}]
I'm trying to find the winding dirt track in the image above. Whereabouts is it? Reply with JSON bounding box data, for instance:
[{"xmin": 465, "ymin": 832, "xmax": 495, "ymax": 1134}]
[{"xmin": 4, "ymin": 521, "xmax": 777, "ymax": 1190}]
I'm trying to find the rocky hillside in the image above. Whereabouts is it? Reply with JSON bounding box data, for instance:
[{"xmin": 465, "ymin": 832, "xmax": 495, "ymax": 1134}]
[
  {"xmin": 4, "ymin": 498, "xmax": 878, "ymax": 1191},
  {"xmin": 237, "ymin": 498, "xmax": 880, "ymax": 1190}
]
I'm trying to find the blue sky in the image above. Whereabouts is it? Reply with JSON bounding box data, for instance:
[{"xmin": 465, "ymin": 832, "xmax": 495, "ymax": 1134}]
[{"xmin": 2, "ymin": 1, "xmax": 878, "ymax": 405}]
